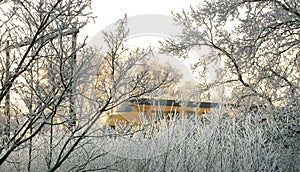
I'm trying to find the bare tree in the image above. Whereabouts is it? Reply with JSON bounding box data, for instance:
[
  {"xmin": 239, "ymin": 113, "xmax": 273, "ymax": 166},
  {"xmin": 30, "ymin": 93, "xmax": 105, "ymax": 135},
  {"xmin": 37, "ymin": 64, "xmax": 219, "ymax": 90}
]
[
  {"xmin": 0, "ymin": 0, "xmax": 93, "ymax": 168},
  {"xmin": 160, "ymin": 1, "xmax": 300, "ymax": 170},
  {"xmin": 161, "ymin": 0, "xmax": 299, "ymax": 110},
  {"xmin": 94, "ymin": 16, "xmax": 180, "ymax": 110},
  {"xmin": 43, "ymin": 16, "xmax": 179, "ymax": 172},
  {"xmin": 0, "ymin": 2, "xmax": 179, "ymax": 169}
]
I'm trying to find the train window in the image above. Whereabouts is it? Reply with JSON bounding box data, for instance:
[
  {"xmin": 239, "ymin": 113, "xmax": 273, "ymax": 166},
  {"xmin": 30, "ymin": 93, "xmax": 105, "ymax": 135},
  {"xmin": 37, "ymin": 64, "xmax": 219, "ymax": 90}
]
[{"xmin": 116, "ymin": 102, "xmax": 134, "ymax": 112}]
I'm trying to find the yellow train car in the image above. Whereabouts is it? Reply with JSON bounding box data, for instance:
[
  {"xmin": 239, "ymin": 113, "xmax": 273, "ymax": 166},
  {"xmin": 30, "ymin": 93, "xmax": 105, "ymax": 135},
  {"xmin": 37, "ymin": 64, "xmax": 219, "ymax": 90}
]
[{"xmin": 100, "ymin": 98, "xmax": 218, "ymax": 128}]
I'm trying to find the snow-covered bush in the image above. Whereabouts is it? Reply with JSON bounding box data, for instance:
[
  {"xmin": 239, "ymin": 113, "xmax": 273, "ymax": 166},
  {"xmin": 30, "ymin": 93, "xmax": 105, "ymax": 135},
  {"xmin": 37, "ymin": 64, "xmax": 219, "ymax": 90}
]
[{"xmin": 2, "ymin": 105, "xmax": 298, "ymax": 171}]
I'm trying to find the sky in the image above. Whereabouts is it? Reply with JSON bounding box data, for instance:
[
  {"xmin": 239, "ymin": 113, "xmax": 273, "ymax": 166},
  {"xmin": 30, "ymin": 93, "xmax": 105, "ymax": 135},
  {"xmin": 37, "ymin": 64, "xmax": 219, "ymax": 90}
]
[
  {"xmin": 80, "ymin": 0, "xmax": 203, "ymax": 85},
  {"xmin": 81, "ymin": 0, "xmax": 198, "ymax": 41}
]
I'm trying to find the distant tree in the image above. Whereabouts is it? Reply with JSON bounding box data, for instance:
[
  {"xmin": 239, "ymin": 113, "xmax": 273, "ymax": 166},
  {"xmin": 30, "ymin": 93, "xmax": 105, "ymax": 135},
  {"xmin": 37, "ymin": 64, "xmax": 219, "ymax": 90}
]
[
  {"xmin": 161, "ymin": 0, "xmax": 299, "ymax": 110},
  {"xmin": 94, "ymin": 16, "xmax": 180, "ymax": 109}
]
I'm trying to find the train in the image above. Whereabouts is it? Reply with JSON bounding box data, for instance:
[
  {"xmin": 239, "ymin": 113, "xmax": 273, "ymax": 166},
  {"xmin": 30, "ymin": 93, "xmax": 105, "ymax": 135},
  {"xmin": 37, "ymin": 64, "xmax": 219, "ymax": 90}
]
[{"xmin": 100, "ymin": 98, "xmax": 218, "ymax": 128}]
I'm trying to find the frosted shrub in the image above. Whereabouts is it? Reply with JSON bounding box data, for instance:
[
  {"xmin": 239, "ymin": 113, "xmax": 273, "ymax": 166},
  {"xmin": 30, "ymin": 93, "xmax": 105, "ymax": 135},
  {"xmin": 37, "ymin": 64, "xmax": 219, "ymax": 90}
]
[{"xmin": 1, "ymin": 106, "xmax": 298, "ymax": 171}]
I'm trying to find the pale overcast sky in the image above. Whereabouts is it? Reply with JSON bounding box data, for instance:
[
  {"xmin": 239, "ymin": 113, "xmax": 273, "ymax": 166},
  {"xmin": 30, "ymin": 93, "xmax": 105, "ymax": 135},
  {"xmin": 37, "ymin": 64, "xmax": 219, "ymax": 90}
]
[
  {"xmin": 79, "ymin": 1, "xmax": 221, "ymax": 90},
  {"xmin": 81, "ymin": 0, "xmax": 198, "ymax": 41},
  {"xmin": 80, "ymin": 1, "xmax": 201, "ymax": 83}
]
